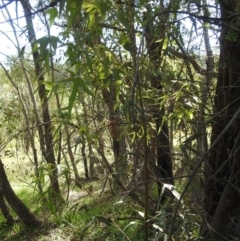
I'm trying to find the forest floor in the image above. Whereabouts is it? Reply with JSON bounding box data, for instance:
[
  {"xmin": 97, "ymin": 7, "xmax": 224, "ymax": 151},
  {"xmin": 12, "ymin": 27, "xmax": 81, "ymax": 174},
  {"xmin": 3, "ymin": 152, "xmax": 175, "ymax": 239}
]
[
  {"xmin": 0, "ymin": 145, "xmax": 203, "ymax": 240},
  {"xmin": 0, "ymin": 148, "xmax": 143, "ymax": 241},
  {"xmin": 0, "ymin": 177, "xmax": 122, "ymax": 241}
]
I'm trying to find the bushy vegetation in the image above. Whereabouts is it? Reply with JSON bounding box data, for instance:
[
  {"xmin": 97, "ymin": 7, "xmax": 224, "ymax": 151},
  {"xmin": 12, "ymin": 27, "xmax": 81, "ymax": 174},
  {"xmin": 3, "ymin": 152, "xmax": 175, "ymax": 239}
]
[{"xmin": 0, "ymin": 0, "xmax": 240, "ymax": 240}]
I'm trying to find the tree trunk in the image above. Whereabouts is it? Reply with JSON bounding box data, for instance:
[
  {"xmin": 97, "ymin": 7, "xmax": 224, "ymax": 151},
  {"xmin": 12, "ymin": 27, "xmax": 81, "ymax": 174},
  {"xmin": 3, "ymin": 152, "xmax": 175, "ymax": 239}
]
[
  {"xmin": 80, "ymin": 97, "xmax": 95, "ymax": 179},
  {"xmin": 81, "ymin": 138, "xmax": 89, "ymax": 179},
  {"xmin": 144, "ymin": 3, "xmax": 173, "ymax": 199},
  {"xmin": 204, "ymin": 0, "xmax": 240, "ymax": 238},
  {"xmin": 65, "ymin": 125, "xmax": 81, "ymax": 184},
  {"xmin": 0, "ymin": 160, "xmax": 40, "ymax": 227},
  {"xmin": 0, "ymin": 64, "xmax": 44, "ymax": 195},
  {"xmin": 0, "ymin": 190, "xmax": 14, "ymax": 225},
  {"xmin": 20, "ymin": 0, "xmax": 61, "ymax": 202},
  {"xmin": 196, "ymin": 0, "xmax": 213, "ymax": 168},
  {"xmin": 102, "ymin": 88, "xmax": 128, "ymax": 187}
]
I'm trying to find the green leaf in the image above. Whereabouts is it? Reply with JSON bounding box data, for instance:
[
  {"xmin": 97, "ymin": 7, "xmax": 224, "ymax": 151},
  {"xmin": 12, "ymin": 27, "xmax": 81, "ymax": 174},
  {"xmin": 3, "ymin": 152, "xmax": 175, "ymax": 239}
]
[
  {"xmin": 102, "ymin": 56, "xmax": 110, "ymax": 76},
  {"xmin": 121, "ymin": 221, "xmax": 137, "ymax": 241},
  {"xmin": 68, "ymin": 80, "xmax": 78, "ymax": 117},
  {"xmin": 34, "ymin": 36, "xmax": 59, "ymax": 57},
  {"xmin": 123, "ymin": 221, "xmax": 136, "ymax": 231},
  {"xmin": 155, "ymin": 36, "xmax": 168, "ymax": 51},
  {"xmin": 32, "ymin": 42, "xmax": 39, "ymax": 53},
  {"xmin": 137, "ymin": 211, "xmax": 144, "ymax": 218},
  {"xmin": 81, "ymin": 216, "xmax": 96, "ymax": 234},
  {"xmin": 82, "ymin": 2, "xmax": 97, "ymax": 13},
  {"xmin": 60, "ymin": 77, "xmax": 94, "ymax": 117},
  {"xmin": 116, "ymin": 12, "xmax": 130, "ymax": 29},
  {"xmin": 59, "ymin": 0, "xmax": 66, "ymax": 15},
  {"xmin": 44, "ymin": 7, "xmax": 58, "ymax": 27},
  {"xmin": 77, "ymin": 79, "xmax": 94, "ymax": 97},
  {"xmin": 84, "ymin": 50, "xmax": 94, "ymax": 73},
  {"xmin": 123, "ymin": 42, "xmax": 134, "ymax": 53},
  {"xmin": 49, "ymin": 36, "xmax": 59, "ymax": 52},
  {"xmin": 44, "ymin": 81, "xmax": 54, "ymax": 91}
]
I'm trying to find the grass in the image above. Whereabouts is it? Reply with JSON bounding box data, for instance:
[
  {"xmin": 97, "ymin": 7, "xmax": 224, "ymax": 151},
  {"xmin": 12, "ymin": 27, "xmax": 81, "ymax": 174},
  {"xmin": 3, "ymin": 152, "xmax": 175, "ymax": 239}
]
[
  {"xmin": 0, "ymin": 149, "xmax": 146, "ymax": 241},
  {"xmin": 0, "ymin": 164, "xmax": 203, "ymax": 240},
  {"xmin": 0, "ymin": 183, "xmax": 146, "ymax": 241},
  {"xmin": 66, "ymin": 195, "xmax": 145, "ymax": 241},
  {"xmin": 0, "ymin": 145, "xmax": 202, "ymax": 240},
  {"xmin": 0, "ymin": 184, "xmax": 203, "ymax": 240}
]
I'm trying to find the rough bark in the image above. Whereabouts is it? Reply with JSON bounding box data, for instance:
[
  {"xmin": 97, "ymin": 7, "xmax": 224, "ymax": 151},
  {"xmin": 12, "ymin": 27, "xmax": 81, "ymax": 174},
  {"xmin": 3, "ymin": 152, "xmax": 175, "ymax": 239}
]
[
  {"xmin": 204, "ymin": 0, "xmax": 240, "ymax": 238},
  {"xmin": 0, "ymin": 160, "xmax": 40, "ymax": 226}
]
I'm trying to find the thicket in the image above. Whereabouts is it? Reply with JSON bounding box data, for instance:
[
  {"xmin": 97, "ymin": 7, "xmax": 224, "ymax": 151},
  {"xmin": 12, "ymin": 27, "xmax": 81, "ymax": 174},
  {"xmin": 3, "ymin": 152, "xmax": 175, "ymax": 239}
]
[{"xmin": 0, "ymin": 0, "xmax": 239, "ymax": 240}]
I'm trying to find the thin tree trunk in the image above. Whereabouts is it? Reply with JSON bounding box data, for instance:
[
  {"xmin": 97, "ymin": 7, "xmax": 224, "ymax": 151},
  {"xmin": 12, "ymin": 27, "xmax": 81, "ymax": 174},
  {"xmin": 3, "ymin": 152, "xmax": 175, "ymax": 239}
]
[
  {"xmin": 102, "ymin": 88, "xmax": 128, "ymax": 187},
  {"xmin": 1, "ymin": 6, "xmax": 45, "ymax": 196},
  {"xmin": 65, "ymin": 125, "xmax": 81, "ymax": 185},
  {"xmin": 94, "ymin": 101, "xmax": 106, "ymax": 176},
  {"xmin": 80, "ymin": 97, "xmax": 95, "ymax": 178},
  {"xmin": 197, "ymin": 0, "xmax": 213, "ymax": 171},
  {"xmin": 20, "ymin": 0, "xmax": 61, "ymax": 202},
  {"xmin": 144, "ymin": 2, "xmax": 173, "ymax": 199},
  {"xmin": 0, "ymin": 64, "xmax": 44, "ymax": 195},
  {"xmin": 81, "ymin": 139, "xmax": 89, "ymax": 179}
]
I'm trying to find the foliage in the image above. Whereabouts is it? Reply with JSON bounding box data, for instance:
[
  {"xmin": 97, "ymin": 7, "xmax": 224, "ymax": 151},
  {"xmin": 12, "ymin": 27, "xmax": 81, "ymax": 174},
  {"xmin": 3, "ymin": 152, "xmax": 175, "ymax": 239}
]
[{"xmin": 0, "ymin": 0, "xmax": 230, "ymax": 240}]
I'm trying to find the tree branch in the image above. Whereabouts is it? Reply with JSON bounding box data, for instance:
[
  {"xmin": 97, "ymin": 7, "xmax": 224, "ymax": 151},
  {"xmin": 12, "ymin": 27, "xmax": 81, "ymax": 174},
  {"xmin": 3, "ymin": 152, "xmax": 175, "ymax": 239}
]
[
  {"xmin": 168, "ymin": 47, "xmax": 217, "ymax": 77},
  {"xmin": 0, "ymin": 0, "xmax": 15, "ymax": 9}
]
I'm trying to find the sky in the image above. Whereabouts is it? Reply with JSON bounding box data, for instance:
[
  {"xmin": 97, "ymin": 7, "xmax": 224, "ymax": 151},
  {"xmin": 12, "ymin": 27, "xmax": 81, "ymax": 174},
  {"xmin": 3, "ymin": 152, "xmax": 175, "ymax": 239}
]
[
  {"xmin": 0, "ymin": 1, "xmax": 220, "ymax": 64},
  {"xmin": 0, "ymin": 2, "xmax": 60, "ymax": 63}
]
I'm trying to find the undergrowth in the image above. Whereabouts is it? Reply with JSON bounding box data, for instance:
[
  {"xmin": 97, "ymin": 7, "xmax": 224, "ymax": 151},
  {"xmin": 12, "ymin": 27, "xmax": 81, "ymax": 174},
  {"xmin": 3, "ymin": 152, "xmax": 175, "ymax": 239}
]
[{"xmin": 0, "ymin": 178, "xmax": 204, "ymax": 241}]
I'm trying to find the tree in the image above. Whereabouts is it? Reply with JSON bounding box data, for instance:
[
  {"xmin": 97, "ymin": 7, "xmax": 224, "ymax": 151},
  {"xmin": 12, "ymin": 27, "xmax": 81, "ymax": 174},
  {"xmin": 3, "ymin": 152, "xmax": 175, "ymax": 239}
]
[
  {"xmin": 19, "ymin": 0, "xmax": 61, "ymax": 203},
  {"xmin": 0, "ymin": 159, "xmax": 40, "ymax": 226},
  {"xmin": 203, "ymin": 0, "xmax": 240, "ymax": 239},
  {"xmin": 2, "ymin": 0, "xmax": 236, "ymax": 239},
  {"xmin": 0, "ymin": 190, "xmax": 14, "ymax": 225}
]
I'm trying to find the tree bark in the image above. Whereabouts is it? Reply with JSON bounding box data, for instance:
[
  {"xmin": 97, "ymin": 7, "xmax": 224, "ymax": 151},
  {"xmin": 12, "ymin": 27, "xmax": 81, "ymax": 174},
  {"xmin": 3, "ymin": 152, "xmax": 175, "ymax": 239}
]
[
  {"xmin": 80, "ymin": 97, "xmax": 95, "ymax": 179},
  {"xmin": 0, "ymin": 190, "xmax": 14, "ymax": 225},
  {"xmin": 102, "ymin": 88, "xmax": 128, "ymax": 187},
  {"xmin": 204, "ymin": 0, "xmax": 240, "ymax": 238},
  {"xmin": 0, "ymin": 160, "xmax": 40, "ymax": 227},
  {"xmin": 20, "ymin": 0, "xmax": 61, "ymax": 202}
]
